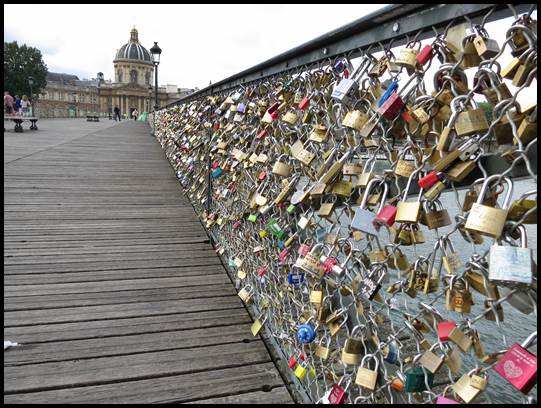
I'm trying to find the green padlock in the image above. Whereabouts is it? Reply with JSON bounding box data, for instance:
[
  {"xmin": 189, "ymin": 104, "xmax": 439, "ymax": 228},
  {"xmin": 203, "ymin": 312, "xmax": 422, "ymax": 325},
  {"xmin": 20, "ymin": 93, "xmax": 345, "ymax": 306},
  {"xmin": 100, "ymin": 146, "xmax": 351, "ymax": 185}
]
[
  {"xmin": 286, "ymin": 204, "xmax": 296, "ymax": 214},
  {"xmin": 247, "ymin": 214, "xmax": 258, "ymax": 222},
  {"xmin": 404, "ymin": 367, "xmax": 434, "ymax": 392},
  {"xmin": 266, "ymin": 218, "xmax": 285, "ymax": 239}
]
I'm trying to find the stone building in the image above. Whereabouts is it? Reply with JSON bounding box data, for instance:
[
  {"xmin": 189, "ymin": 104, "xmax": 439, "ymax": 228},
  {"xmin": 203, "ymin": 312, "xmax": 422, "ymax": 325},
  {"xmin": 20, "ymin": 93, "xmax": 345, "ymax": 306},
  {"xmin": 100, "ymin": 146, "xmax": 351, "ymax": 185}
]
[{"xmin": 37, "ymin": 28, "xmax": 193, "ymax": 118}]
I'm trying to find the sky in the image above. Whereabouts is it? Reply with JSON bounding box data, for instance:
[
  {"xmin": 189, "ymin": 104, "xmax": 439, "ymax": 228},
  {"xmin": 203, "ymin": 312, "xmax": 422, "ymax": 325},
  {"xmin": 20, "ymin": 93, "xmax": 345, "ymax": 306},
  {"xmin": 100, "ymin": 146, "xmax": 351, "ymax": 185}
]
[
  {"xmin": 3, "ymin": 4, "xmax": 537, "ymax": 106},
  {"xmin": 4, "ymin": 4, "xmax": 387, "ymax": 89}
]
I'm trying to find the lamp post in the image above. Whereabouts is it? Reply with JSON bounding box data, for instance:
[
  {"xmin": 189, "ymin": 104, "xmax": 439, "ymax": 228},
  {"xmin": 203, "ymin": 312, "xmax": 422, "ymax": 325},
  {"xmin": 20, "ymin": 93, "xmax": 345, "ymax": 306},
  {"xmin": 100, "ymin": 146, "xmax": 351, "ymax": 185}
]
[
  {"xmin": 150, "ymin": 41, "xmax": 161, "ymax": 137},
  {"xmin": 148, "ymin": 86, "xmax": 153, "ymax": 113},
  {"xmin": 28, "ymin": 76, "xmax": 34, "ymax": 116}
]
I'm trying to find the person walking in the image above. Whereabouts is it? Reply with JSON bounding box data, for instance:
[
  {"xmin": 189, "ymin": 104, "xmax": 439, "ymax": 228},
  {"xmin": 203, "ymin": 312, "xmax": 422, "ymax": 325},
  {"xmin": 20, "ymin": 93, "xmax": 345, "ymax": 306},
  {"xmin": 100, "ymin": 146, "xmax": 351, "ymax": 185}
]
[
  {"xmin": 4, "ymin": 91, "xmax": 14, "ymax": 115},
  {"xmin": 20, "ymin": 95, "xmax": 31, "ymax": 116},
  {"xmin": 14, "ymin": 95, "xmax": 22, "ymax": 113},
  {"xmin": 114, "ymin": 106, "xmax": 121, "ymax": 121},
  {"xmin": 132, "ymin": 109, "xmax": 139, "ymax": 120}
]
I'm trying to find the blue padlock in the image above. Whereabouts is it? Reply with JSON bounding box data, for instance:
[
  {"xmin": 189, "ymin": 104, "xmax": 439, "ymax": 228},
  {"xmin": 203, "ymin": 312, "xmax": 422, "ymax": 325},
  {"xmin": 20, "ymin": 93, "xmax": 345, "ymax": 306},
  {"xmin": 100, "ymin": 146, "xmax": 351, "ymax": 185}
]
[
  {"xmin": 211, "ymin": 168, "xmax": 223, "ymax": 178},
  {"xmin": 297, "ymin": 323, "xmax": 316, "ymax": 344},
  {"xmin": 278, "ymin": 240, "xmax": 285, "ymax": 249},
  {"xmin": 377, "ymin": 80, "xmax": 399, "ymax": 107},
  {"xmin": 383, "ymin": 341, "xmax": 399, "ymax": 364},
  {"xmin": 288, "ymin": 271, "xmax": 305, "ymax": 286}
]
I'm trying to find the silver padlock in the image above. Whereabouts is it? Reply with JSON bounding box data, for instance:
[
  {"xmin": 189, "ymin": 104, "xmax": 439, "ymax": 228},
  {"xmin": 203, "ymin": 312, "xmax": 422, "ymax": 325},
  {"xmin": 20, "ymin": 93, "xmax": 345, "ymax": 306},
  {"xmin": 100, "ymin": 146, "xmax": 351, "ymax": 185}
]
[
  {"xmin": 489, "ymin": 225, "xmax": 533, "ymax": 285},
  {"xmin": 331, "ymin": 55, "xmax": 371, "ymax": 105},
  {"xmin": 351, "ymin": 178, "xmax": 388, "ymax": 236}
]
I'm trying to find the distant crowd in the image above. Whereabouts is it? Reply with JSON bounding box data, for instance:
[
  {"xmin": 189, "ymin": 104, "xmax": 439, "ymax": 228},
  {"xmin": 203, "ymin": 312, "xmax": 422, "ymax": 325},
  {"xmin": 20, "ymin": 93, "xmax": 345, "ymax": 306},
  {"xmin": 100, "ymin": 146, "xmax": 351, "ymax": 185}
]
[{"xmin": 4, "ymin": 91, "xmax": 32, "ymax": 116}]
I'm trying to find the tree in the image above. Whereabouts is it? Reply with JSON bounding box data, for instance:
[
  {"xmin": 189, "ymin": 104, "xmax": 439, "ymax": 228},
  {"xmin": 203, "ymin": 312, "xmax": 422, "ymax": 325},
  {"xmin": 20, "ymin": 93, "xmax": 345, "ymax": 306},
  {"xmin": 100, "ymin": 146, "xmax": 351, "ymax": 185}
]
[
  {"xmin": 4, "ymin": 41, "xmax": 48, "ymax": 99},
  {"xmin": 478, "ymin": 101, "xmax": 493, "ymax": 123}
]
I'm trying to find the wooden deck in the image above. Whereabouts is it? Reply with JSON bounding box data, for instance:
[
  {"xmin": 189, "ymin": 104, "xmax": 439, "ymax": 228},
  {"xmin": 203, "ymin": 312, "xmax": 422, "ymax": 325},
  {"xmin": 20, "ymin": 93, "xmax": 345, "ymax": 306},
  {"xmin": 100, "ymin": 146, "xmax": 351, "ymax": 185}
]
[{"xmin": 3, "ymin": 119, "xmax": 293, "ymax": 404}]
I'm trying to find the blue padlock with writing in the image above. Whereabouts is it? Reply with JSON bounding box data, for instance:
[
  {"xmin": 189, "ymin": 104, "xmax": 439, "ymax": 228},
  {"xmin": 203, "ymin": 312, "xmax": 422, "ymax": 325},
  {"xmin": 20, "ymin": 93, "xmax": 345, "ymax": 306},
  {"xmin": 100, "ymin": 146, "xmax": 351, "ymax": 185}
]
[{"xmin": 377, "ymin": 80, "xmax": 399, "ymax": 107}]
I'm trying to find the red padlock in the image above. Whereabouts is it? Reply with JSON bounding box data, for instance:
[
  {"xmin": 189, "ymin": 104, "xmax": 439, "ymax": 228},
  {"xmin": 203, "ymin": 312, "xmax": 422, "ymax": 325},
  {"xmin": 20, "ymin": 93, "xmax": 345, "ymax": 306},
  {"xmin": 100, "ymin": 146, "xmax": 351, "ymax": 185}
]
[
  {"xmin": 373, "ymin": 205, "xmax": 397, "ymax": 229},
  {"xmin": 418, "ymin": 171, "xmax": 442, "ymax": 189},
  {"xmin": 288, "ymin": 351, "xmax": 305, "ymax": 369},
  {"xmin": 278, "ymin": 248, "xmax": 289, "ymax": 264},
  {"xmin": 232, "ymin": 221, "xmax": 241, "ymax": 230},
  {"xmin": 378, "ymin": 93, "xmax": 404, "ymax": 120},
  {"xmin": 494, "ymin": 332, "xmax": 537, "ymax": 394},
  {"xmin": 211, "ymin": 161, "xmax": 220, "ymax": 169},
  {"xmin": 323, "ymin": 257, "xmax": 338, "ymax": 274},
  {"xmin": 268, "ymin": 102, "xmax": 280, "ymax": 114},
  {"xmin": 437, "ymin": 321, "xmax": 457, "ymax": 342},
  {"xmin": 343, "ymin": 68, "xmax": 350, "ymax": 79},
  {"xmin": 328, "ymin": 383, "xmax": 348, "ymax": 404},
  {"xmin": 401, "ymin": 110, "xmax": 413, "ymax": 123},
  {"xmin": 257, "ymin": 266, "xmax": 268, "ymax": 277},
  {"xmin": 416, "ymin": 44, "xmax": 433, "ymax": 66},
  {"xmin": 258, "ymin": 171, "xmax": 267, "ymax": 181},
  {"xmin": 257, "ymin": 129, "xmax": 267, "ymax": 139},
  {"xmin": 298, "ymin": 96, "xmax": 310, "ymax": 111},
  {"xmin": 270, "ymin": 110, "xmax": 279, "ymax": 120}
]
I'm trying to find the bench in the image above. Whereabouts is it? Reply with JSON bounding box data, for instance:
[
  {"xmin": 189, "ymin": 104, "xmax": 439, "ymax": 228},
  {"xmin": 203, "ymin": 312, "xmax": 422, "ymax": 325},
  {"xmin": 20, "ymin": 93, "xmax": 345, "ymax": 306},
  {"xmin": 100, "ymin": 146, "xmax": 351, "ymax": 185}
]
[
  {"xmin": 86, "ymin": 115, "xmax": 99, "ymax": 122},
  {"xmin": 3, "ymin": 115, "xmax": 39, "ymax": 132}
]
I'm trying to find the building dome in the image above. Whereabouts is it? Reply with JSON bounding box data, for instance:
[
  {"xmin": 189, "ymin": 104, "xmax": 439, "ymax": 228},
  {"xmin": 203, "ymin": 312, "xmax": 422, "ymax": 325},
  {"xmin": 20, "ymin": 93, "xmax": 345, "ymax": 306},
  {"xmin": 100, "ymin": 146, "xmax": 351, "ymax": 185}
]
[{"xmin": 114, "ymin": 28, "xmax": 152, "ymax": 64}]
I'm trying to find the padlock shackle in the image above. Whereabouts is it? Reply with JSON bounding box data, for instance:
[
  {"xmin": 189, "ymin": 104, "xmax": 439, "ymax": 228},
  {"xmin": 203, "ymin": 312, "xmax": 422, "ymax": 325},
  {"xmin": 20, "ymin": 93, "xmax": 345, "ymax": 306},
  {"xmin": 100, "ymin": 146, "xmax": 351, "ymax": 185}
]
[
  {"xmin": 476, "ymin": 174, "xmax": 514, "ymax": 209},
  {"xmin": 521, "ymin": 331, "xmax": 537, "ymax": 349}
]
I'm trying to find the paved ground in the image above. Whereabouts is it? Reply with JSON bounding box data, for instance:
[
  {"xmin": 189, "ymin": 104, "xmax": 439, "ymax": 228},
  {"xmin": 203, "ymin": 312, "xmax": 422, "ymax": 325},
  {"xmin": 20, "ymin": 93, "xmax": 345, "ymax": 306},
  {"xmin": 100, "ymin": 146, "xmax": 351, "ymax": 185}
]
[{"xmin": 4, "ymin": 119, "xmax": 293, "ymax": 404}]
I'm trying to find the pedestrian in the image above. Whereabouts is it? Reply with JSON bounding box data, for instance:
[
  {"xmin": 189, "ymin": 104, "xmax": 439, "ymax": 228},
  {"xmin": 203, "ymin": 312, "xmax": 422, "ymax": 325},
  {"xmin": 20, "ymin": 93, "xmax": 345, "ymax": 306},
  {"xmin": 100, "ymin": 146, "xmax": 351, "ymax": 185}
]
[
  {"xmin": 4, "ymin": 91, "xmax": 14, "ymax": 115},
  {"xmin": 14, "ymin": 95, "xmax": 22, "ymax": 113},
  {"xmin": 21, "ymin": 95, "xmax": 31, "ymax": 116},
  {"xmin": 132, "ymin": 109, "xmax": 139, "ymax": 120},
  {"xmin": 114, "ymin": 106, "xmax": 121, "ymax": 121}
]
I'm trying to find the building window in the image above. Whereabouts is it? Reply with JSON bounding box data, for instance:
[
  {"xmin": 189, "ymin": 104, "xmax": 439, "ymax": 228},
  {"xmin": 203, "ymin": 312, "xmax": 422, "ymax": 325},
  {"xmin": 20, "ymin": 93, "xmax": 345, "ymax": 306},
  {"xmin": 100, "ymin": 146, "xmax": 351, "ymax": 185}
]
[
  {"xmin": 117, "ymin": 69, "xmax": 123, "ymax": 82},
  {"xmin": 145, "ymin": 71, "xmax": 151, "ymax": 85},
  {"xmin": 130, "ymin": 69, "xmax": 138, "ymax": 83}
]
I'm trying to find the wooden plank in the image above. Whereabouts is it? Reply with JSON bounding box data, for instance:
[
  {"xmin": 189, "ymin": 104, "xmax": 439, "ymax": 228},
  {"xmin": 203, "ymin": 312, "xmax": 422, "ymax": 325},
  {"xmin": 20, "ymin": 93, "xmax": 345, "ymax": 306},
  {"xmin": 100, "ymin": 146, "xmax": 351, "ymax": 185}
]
[
  {"xmin": 4, "ymin": 362, "xmax": 287, "ymax": 403},
  {"xmin": 4, "ymin": 324, "xmax": 256, "ymax": 365},
  {"xmin": 4, "ymin": 265, "xmax": 227, "ymax": 285},
  {"xmin": 4, "ymin": 274, "xmax": 230, "ymax": 296},
  {"xmin": 4, "ymin": 341, "xmax": 270, "ymax": 393},
  {"xmin": 186, "ymin": 387, "xmax": 294, "ymax": 404},
  {"xmin": 4, "ymin": 284, "xmax": 237, "ymax": 310},
  {"xmin": 3, "ymin": 308, "xmax": 250, "ymax": 343},
  {"xmin": 4, "ymin": 257, "xmax": 223, "ymax": 274},
  {"xmin": 4, "ymin": 296, "xmax": 243, "ymax": 326}
]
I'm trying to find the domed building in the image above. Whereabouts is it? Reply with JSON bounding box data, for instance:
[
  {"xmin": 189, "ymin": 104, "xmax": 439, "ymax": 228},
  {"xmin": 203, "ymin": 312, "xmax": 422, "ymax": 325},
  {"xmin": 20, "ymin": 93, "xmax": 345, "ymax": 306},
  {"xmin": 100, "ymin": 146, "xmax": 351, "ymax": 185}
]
[{"xmin": 38, "ymin": 28, "xmax": 193, "ymax": 118}]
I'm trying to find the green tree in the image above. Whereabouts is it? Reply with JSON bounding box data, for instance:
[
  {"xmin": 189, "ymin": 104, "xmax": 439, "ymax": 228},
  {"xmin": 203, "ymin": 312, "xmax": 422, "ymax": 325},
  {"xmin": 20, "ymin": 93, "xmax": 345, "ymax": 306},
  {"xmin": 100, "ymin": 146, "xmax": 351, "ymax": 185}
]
[
  {"xmin": 4, "ymin": 41, "xmax": 48, "ymax": 99},
  {"xmin": 478, "ymin": 101, "xmax": 493, "ymax": 123}
]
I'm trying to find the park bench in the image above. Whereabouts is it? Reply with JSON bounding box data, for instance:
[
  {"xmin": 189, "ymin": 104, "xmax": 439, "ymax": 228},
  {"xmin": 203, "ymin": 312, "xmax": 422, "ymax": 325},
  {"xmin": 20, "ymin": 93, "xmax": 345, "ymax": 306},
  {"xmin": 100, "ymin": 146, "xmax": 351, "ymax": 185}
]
[
  {"xmin": 86, "ymin": 115, "xmax": 99, "ymax": 122},
  {"xmin": 3, "ymin": 115, "xmax": 38, "ymax": 132}
]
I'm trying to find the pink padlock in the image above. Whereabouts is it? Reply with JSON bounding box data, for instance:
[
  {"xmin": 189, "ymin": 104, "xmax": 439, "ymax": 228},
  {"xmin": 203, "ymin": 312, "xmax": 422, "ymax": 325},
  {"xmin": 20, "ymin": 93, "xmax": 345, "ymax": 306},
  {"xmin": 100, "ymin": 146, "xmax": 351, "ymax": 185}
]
[
  {"xmin": 298, "ymin": 243, "xmax": 312, "ymax": 257},
  {"xmin": 436, "ymin": 386, "xmax": 459, "ymax": 404},
  {"xmin": 278, "ymin": 248, "xmax": 289, "ymax": 264},
  {"xmin": 257, "ymin": 266, "xmax": 268, "ymax": 277},
  {"xmin": 494, "ymin": 332, "xmax": 537, "ymax": 394}
]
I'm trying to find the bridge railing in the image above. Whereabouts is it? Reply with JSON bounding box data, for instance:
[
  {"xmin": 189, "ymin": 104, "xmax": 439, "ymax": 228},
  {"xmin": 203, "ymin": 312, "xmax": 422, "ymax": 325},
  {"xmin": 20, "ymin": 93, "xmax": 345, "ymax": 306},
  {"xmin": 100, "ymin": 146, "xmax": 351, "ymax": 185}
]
[{"xmin": 153, "ymin": 3, "xmax": 537, "ymax": 404}]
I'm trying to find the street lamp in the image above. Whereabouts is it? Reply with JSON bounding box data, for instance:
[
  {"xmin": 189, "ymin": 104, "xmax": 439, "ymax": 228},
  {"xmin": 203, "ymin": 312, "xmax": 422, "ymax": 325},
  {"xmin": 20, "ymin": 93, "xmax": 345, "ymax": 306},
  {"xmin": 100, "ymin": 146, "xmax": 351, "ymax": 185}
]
[
  {"xmin": 150, "ymin": 41, "xmax": 161, "ymax": 137},
  {"xmin": 28, "ymin": 76, "xmax": 34, "ymax": 116},
  {"xmin": 148, "ymin": 86, "xmax": 153, "ymax": 113}
]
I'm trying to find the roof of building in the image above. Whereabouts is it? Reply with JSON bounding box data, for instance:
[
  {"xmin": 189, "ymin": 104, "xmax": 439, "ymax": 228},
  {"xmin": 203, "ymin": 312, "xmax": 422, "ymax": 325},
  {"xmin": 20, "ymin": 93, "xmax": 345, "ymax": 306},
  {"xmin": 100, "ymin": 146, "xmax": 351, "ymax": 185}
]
[
  {"xmin": 114, "ymin": 27, "xmax": 152, "ymax": 63},
  {"xmin": 47, "ymin": 72, "xmax": 80, "ymax": 83}
]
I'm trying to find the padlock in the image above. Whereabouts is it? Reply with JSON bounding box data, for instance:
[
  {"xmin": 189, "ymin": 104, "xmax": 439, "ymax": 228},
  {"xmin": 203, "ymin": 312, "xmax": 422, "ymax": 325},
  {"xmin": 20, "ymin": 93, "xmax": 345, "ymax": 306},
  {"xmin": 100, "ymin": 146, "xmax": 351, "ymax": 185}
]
[
  {"xmin": 440, "ymin": 237, "xmax": 462, "ymax": 274},
  {"xmin": 454, "ymin": 99, "xmax": 489, "ymax": 137},
  {"xmin": 437, "ymin": 320, "xmax": 457, "ymax": 342},
  {"xmin": 472, "ymin": 26, "xmax": 500, "ymax": 58},
  {"xmin": 396, "ymin": 40, "xmax": 421, "ymax": 74},
  {"xmin": 341, "ymin": 325, "xmax": 365, "ymax": 365},
  {"xmin": 293, "ymin": 359, "xmax": 309, "ymax": 380},
  {"xmin": 508, "ymin": 189, "xmax": 537, "ymax": 223},
  {"xmin": 358, "ymin": 266, "xmax": 386, "ymax": 301},
  {"xmin": 465, "ymin": 174, "xmax": 513, "ymax": 238},
  {"xmin": 404, "ymin": 366, "xmax": 434, "ymax": 392},
  {"xmin": 342, "ymin": 109, "xmax": 368, "ymax": 131},
  {"xmin": 515, "ymin": 106, "xmax": 537, "ymax": 146},
  {"xmin": 396, "ymin": 175, "xmax": 423, "ymax": 224},
  {"xmin": 355, "ymin": 354, "xmax": 380, "ymax": 390},
  {"xmin": 295, "ymin": 242, "xmax": 327, "ymax": 276},
  {"xmin": 238, "ymin": 285, "xmax": 254, "ymax": 303},
  {"xmin": 453, "ymin": 369, "xmax": 485, "ymax": 403},
  {"xmin": 373, "ymin": 204, "xmax": 397, "ymax": 230},
  {"xmin": 421, "ymin": 200, "xmax": 451, "ymax": 230},
  {"xmin": 494, "ymin": 331, "xmax": 537, "ymax": 394},
  {"xmin": 448, "ymin": 325, "xmax": 473, "ymax": 352},
  {"xmin": 297, "ymin": 322, "xmax": 316, "ymax": 344},
  {"xmin": 322, "ymin": 375, "xmax": 352, "ymax": 404},
  {"xmin": 351, "ymin": 178, "xmax": 388, "ymax": 236},
  {"xmin": 309, "ymin": 124, "xmax": 329, "ymax": 143},
  {"xmin": 288, "ymin": 350, "xmax": 305, "ymax": 369},
  {"xmin": 331, "ymin": 56, "xmax": 370, "ymax": 105},
  {"xmin": 436, "ymin": 385, "xmax": 460, "ymax": 404},
  {"xmin": 419, "ymin": 343, "xmax": 445, "ymax": 374},
  {"xmin": 461, "ymin": 34, "xmax": 483, "ymax": 69},
  {"xmin": 319, "ymin": 195, "xmax": 337, "ymax": 218},
  {"xmin": 315, "ymin": 334, "xmax": 332, "ymax": 360},
  {"xmin": 489, "ymin": 225, "xmax": 533, "ymax": 285},
  {"xmin": 416, "ymin": 44, "xmax": 433, "ymax": 66},
  {"xmin": 387, "ymin": 247, "xmax": 409, "ymax": 271},
  {"xmin": 446, "ymin": 275, "xmax": 474, "ymax": 313},
  {"xmin": 272, "ymin": 154, "xmax": 292, "ymax": 177}
]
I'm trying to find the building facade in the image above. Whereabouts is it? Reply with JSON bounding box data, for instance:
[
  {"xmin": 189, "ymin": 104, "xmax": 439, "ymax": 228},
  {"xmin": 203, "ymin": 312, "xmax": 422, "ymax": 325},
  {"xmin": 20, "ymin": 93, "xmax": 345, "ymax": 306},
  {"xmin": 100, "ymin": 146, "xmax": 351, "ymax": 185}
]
[{"xmin": 37, "ymin": 28, "xmax": 193, "ymax": 118}]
